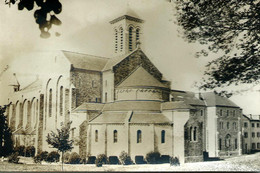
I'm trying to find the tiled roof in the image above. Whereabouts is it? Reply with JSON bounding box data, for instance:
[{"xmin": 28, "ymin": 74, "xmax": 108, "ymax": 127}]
[
  {"xmin": 243, "ymin": 114, "xmax": 260, "ymax": 121},
  {"xmin": 162, "ymin": 101, "xmax": 195, "ymax": 110},
  {"xmin": 103, "ymin": 100, "xmax": 162, "ymax": 112},
  {"xmin": 89, "ymin": 112, "xmax": 128, "ymax": 123},
  {"xmin": 117, "ymin": 66, "xmax": 167, "ymax": 88},
  {"xmin": 171, "ymin": 90, "xmax": 206, "ymax": 106},
  {"xmin": 62, "ymin": 50, "xmax": 109, "ymax": 71},
  {"xmin": 20, "ymin": 78, "xmax": 42, "ymax": 91},
  {"xmin": 130, "ymin": 113, "xmax": 171, "ymax": 124},
  {"xmin": 102, "ymin": 49, "xmax": 138, "ymax": 71},
  {"xmin": 72, "ymin": 102, "xmax": 104, "ymax": 113},
  {"xmin": 201, "ymin": 92, "xmax": 239, "ymax": 108}
]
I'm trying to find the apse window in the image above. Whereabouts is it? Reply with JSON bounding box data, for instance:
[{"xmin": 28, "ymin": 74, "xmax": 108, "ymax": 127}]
[{"xmin": 137, "ymin": 130, "xmax": 142, "ymax": 143}]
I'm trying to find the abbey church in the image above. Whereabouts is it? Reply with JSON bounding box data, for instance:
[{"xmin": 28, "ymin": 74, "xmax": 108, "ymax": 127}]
[{"xmin": 4, "ymin": 9, "xmax": 244, "ymax": 164}]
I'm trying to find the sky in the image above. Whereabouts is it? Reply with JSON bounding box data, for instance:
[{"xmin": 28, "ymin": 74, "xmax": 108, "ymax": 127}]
[{"xmin": 0, "ymin": 0, "xmax": 259, "ymax": 114}]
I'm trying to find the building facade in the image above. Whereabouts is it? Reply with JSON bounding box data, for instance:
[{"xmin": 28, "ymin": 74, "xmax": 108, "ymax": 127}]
[
  {"xmin": 241, "ymin": 114, "xmax": 260, "ymax": 154},
  {"xmin": 3, "ymin": 10, "xmax": 245, "ymax": 164}
]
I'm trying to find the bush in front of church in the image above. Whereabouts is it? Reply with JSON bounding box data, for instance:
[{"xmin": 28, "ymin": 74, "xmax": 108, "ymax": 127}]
[
  {"xmin": 119, "ymin": 151, "xmax": 132, "ymax": 165},
  {"xmin": 46, "ymin": 151, "xmax": 60, "ymax": 163},
  {"xmin": 95, "ymin": 154, "xmax": 108, "ymax": 167},
  {"xmin": 68, "ymin": 152, "xmax": 81, "ymax": 164},
  {"xmin": 146, "ymin": 151, "xmax": 161, "ymax": 164}
]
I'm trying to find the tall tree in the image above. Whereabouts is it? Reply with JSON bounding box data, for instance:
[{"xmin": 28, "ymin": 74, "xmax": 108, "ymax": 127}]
[
  {"xmin": 4, "ymin": 0, "xmax": 62, "ymax": 38},
  {"xmin": 175, "ymin": 0, "xmax": 260, "ymax": 94},
  {"xmin": 0, "ymin": 105, "xmax": 14, "ymax": 157},
  {"xmin": 46, "ymin": 121, "xmax": 73, "ymax": 171}
]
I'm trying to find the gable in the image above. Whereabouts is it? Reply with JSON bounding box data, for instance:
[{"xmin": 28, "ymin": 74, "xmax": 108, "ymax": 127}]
[
  {"xmin": 113, "ymin": 49, "xmax": 163, "ymax": 86},
  {"xmin": 117, "ymin": 66, "xmax": 167, "ymax": 88}
]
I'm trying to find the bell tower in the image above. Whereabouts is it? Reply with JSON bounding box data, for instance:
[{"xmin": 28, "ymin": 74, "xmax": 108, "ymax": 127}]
[{"xmin": 110, "ymin": 7, "xmax": 144, "ymax": 56}]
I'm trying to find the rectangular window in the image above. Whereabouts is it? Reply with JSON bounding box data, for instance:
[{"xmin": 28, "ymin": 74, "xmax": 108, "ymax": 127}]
[
  {"xmin": 252, "ymin": 123, "xmax": 255, "ymax": 128},
  {"xmin": 257, "ymin": 132, "xmax": 260, "ymax": 138},
  {"xmin": 227, "ymin": 122, "xmax": 230, "ymax": 129},
  {"xmin": 244, "ymin": 122, "xmax": 248, "ymax": 128},
  {"xmin": 220, "ymin": 109, "xmax": 222, "ymax": 116},
  {"xmin": 252, "ymin": 143, "xmax": 256, "ymax": 149},
  {"xmin": 257, "ymin": 123, "xmax": 260, "ymax": 128},
  {"xmin": 233, "ymin": 110, "xmax": 236, "ymax": 117},
  {"xmin": 227, "ymin": 110, "xmax": 229, "ymax": 116},
  {"xmin": 244, "ymin": 132, "xmax": 248, "ymax": 138},
  {"xmin": 252, "ymin": 132, "xmax": 255, "ymax": 138},
  {"xmin": 235, "ymin": 138, "xmax": 237, "ymax": 149},
  {"xmin": 258, "ymin": 143, "xmax": 260, "ymax": 149}
]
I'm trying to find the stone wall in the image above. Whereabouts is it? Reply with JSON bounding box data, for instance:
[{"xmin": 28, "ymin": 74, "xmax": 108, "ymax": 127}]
[
  {"xmin": 216, "ymin": 107, "xmax": 241, "ymax": 156},
  {"xmin": 184, "ymin": 107, "xmax": 205, "ymax": 162},
  {"xmin": 70, "ymin": 69, "xmax": 102, "ymax": 107},
  {"xmin": 113, "ymin": 50, "xmax": 162, "ymax": 86}
]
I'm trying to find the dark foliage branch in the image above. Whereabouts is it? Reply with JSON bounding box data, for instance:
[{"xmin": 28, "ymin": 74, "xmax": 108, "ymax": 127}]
[
  {"xmin": 175, "ymin": 0, "xmax": 260, "ymax": 94},
  {"xmin": 5, "ymin": 0, "xmax": 62, "ymax": 38},
  {"xmin": 46, "ymin": 121, "xmax": 73, "ymax": 153}
]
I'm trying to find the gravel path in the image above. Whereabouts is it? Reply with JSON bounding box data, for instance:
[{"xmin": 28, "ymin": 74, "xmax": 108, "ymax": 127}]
[{"xmin": 1, "ymin": 153, "xmax": 260, "ymax": 171}]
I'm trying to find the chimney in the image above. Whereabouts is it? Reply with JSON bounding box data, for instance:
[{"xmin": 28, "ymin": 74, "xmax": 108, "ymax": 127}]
[
  {"xmin": 195, "ymin": 92, "xmax": 202, "ymax": 100},
  {"xmin": 250, "ymin": 114, "xmax": 252, "ymax": 119}
]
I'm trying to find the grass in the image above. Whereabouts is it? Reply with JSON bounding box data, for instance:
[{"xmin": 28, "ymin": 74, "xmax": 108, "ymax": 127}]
[{"xmin": 1, "ymin": 153, "xmax": 260, "ymax": 171}]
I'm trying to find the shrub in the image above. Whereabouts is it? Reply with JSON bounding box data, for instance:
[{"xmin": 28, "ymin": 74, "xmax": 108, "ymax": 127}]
[
  {"xmin": 8, "ymin": 152, "xmax": 20, "ymax": 164},
  {"xmin": 80, "ymin": 156, "xmax": 87, "ymax": 164},
  {"xmin": 170, "ymin": 156, "xmax": 180, "ymax": 166},
  {"xmin": 95, "ymin": 154, "xmax": 107, "ymax": 167},
  {"xmin": 87, "ymin": 156, "xmax": 96, "ymax": 164},
  {"xmin": 108, "ymin": 156, "xmax": 119, "ymax": 165},
  {"xmin": 33, "ymin": 151, "xmax": 48, "ymax": 163},
  {"xmin": 25, "ymin": 146, "xmax": 35, "ymax": 157},
  {"xmin": 68, "ymin": 152, "xmax": 81, "ymax": 164},
  {"xmin": 63, "ymin": 152, "xmax": 70, "ymax": 164},
  {"xmin": 135, "ymin": 155, "xmax": 147, "ymax": 164},
  {"xmin": 46, "ymin": 151, "xmax": 60, "ymax": 163},
  {"xmin": 119, "ymin": 151, "xmax": 132, "ymax": 165},
  {"xmin": 160, "ymin": 155, "xmax": 170, "ymax": 163},
  {"xmin": 146, "ymin": 151, "xmax": 161, "ymax": 164},
  {"xmin": 14, "ymin": 145, "xmax": 25, "ymax": 156}
]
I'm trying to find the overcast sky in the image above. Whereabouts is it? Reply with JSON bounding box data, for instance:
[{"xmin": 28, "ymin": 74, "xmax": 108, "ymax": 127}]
[{"xmin": 0, "ymin": 0, "xmax": 259, "ymax": 114}]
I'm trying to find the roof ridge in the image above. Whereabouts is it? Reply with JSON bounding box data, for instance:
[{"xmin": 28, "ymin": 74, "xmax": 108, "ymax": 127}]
[
  {"xmin": 115, "ymin": 65, "xmax": 142, "ymax": 87},
  {"xmin": 21, "ymin": 78, "xmax": 42, "ymax": 91},
  {"xmin": 61, "ymin": 50, "xmax": 110, "ymax": 60},
  {"xmin": 102, "ymin": 48, "xmax": 139, "ymax": 71}
]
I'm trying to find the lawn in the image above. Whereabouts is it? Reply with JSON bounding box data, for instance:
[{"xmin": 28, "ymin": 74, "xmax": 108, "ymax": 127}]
[{"xmin": 1, "ymin": 153, "xmax": 260, "ymax": 172}]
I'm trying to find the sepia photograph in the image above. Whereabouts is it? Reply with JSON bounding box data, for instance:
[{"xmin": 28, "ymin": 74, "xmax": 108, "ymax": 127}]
[{"xmin": 0, "ymin": 0, "xmax": 260, "ymax": 171}]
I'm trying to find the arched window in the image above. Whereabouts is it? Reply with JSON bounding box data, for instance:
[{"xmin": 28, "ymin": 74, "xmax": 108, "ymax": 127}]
[
  {"xmin": 137, "ymin": 130, "xmax": 142, "ymax": 143},
  {"xmin": 105, "ymin": 92, "xmax": 108, "ymax": 103},
  {"xmin": 161, "ymin": 130, "xmax": 165, "ymax": 143},
  {"xmin": 227, "ymin": 122, "xmax": 230, "ymax": 129},
  {"xmin": 225, "ymin": 134, "xmax": 231, "ymax": 148},
  {"xmin": 189, "ymin": 127, "xmax": 193, "ymax": 141},
  {"xmin": 136, "ymin": 28, "xmax": 140, "ymax": 41},
  {"xmin": 193, "ymin": 127, "xmax": 197, "ymax": 141},
  {"xmin": 60, "ymin": 86, "xmax": 63, "ymax": 116},
  {"xmin": 129, "ymin": 27, "xmax": 133, "ymax": 51},
  {"xmin": 49, "ymin": 88, "xmax": 52, "ymax": 117},
  {"xmin": 95, "ymin": 130, "xmax": 98, "ymax": 142},
  {"xmin": 120, "ymin": 27, "xmax": 123, "ymax": 52},
  {"xmin": 219, "ymin": 138, "xmax": 222, "ymax": 150},
  {"xmin": 113, "ymin": 130, "xmax": 118, "ymax": 143},
  {"xmin": 115, "ymin": 29, "xmax": 118, "ymax": 53}
]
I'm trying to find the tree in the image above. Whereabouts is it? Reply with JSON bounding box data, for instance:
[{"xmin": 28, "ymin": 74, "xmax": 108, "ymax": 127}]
[
  {"xmin": 4, "ymin": 0, "xmax": 62, "ymax": 38},
  {"xmin": 0, "ymin": 105, "xmax": 14, "ymax": 157},
  {"xmin": 46, "ymin": 121, "xmax": 73, "ymax": 171},
  {"xmin": 175, "ymin": 0, "xmax": 260, "ymax": 95}
]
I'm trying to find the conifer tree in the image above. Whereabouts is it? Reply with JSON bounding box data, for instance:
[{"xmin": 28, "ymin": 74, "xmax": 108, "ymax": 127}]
[{"xmin": 0, "ymin": 105, "xmax": 14, "ymax": 157}]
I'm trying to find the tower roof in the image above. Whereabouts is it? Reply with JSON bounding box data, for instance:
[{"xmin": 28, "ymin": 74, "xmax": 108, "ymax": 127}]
[{"xmin": 109, "ymin": 6, "xmax": 144, "ymax": 24}]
